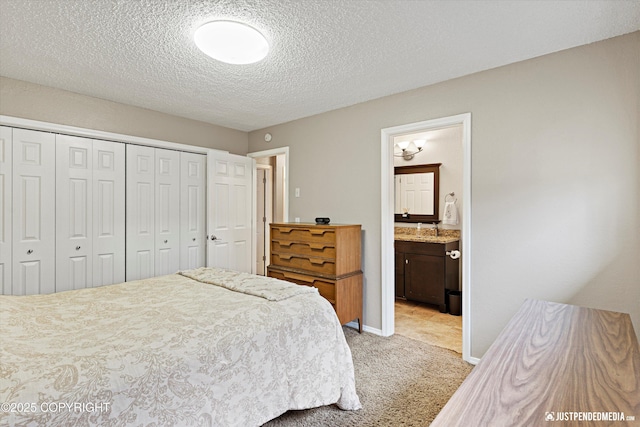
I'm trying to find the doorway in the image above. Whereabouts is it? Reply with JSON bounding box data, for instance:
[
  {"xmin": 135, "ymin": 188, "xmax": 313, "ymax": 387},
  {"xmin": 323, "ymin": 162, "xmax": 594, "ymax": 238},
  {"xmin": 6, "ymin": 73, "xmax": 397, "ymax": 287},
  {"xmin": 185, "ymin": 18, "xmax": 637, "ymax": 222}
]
[
  {"xmin": 393, "ymin": 125, "xmax": 463, "ymax": 353},
  {"xmin": 381, "ymin": 113, "xmax": 473, "ymax": 363},
  {"xmin": 248, "ymin": 147, "xmax": 289, "ymax": 276}
]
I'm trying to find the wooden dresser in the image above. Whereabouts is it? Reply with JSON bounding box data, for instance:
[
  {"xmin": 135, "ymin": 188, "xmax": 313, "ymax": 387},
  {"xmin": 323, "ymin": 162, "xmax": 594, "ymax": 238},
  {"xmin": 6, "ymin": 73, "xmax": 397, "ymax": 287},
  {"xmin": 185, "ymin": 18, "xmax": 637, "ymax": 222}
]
[{"xmin": 267, "ymin": 223, "xmax": 363, "ymax": 332}]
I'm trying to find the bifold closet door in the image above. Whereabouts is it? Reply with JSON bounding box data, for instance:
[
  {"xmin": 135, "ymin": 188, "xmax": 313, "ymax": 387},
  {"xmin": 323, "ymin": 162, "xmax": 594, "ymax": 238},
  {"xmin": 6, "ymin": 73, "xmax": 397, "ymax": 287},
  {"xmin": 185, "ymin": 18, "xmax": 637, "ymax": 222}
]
[
  {"xmin": 0, "ymin": 127, "xmax": 12, "ymax": 293},
  {"xmin": 12, "ymin": 128, "xmax": 56, "ymax": 295},
  {"xmin": 56, "ymin": 135, "xmax": 125, "ymax": 291},
  {"xmin": 56, "ymin": 134, "xmax": 93, "ymax": 291},
  {"xmin": 180, "ymin": 152, "xmax": 206, "ymax": 270},
  {"xmin": 127, "ymin": 146, "xmax": 182, "ymax": 280},
  {"xmin": 155, "ymin": 149, "xmax": 180, "ymax": 276},
  {"xmin": 126, "ymin": 145, "xmax": 155, "ymax": 281},
  {"xmin": 92, "ymin": 140, "xmax": 125, "ymax": 286}
]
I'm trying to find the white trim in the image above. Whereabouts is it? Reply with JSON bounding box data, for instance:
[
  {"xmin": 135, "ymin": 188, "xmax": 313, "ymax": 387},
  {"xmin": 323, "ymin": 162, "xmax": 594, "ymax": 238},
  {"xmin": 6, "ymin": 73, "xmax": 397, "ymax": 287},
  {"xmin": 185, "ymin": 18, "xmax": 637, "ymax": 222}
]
[
  {"xmin": 467, "ymin": 356, "xmax": 480, "ymax": 366},
  {"xmin": 255, "ymin": 164, "xmax": 273, "ymax": 276},
  {"xmin": 0, "ymin": 115, "xmax": 221, "ymax": 155},
  {"xmin": 345, "ymin": 321, "xmax": 383, "ymax": 336},
  {"xmin": 381, "ymin": 113, "xmax": 473, "ymax": 363},
  {"xmin": 381, "ymin": 130, "xmax": 395, "ymax": 338},
  {"xmin": 250, "ymin": 157, "xmax": 257, "ymax": 275},
  {"xmin": 247, "ymin": 147, "xmax": 290, "ymax": 222}
]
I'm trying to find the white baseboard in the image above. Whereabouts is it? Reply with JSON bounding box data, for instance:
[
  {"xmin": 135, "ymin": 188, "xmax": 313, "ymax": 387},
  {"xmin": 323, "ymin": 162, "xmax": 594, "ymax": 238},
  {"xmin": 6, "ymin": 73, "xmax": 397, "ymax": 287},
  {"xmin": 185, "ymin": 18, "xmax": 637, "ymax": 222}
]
[
  {"xmin": 344, "ymin": 321, "xmax": 383, "ymax": 336},
  {"xmin": 467, "ymin": 356, "xmax": 480, "ymax": 365}
]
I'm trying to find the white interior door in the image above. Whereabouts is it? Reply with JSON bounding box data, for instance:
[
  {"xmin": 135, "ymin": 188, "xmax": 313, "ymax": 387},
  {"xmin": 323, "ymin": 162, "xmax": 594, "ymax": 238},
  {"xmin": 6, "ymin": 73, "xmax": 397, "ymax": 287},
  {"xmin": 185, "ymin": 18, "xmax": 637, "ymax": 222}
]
[
  {"xmin": 400, "ymin": 172, "xmax": 434, "ymax": 215},
  {"xmin": 207, "ymin": 151, "xmax": 254, "ymax": 273},
  {"xmin": 12, "ymin": 128, "xmax": 56, "ymax": 295},
  {"xmin": 0, "ymin": 126, "xmax": 12, "ymax": 293},
  {"xmin": 394, "ymin": 175, "xmax": 402, "ymax": 214},
  {"xmin": 180, "ymin": 152, "xmax": 206, "ymax": 270},
  {"xmin": 56, "ymin": 134, "xmax": 93, "ymax": 291},
  {"xmin": 126, "ymin": 144, "xmax": 155, "ymax": 281},
  {"xmin": 155, "ymin": 148, "xmax": 180, "ymax": 276},
  {"xmin": 93, "ymin": 139, "xmax": 125, "ymax": 286}
]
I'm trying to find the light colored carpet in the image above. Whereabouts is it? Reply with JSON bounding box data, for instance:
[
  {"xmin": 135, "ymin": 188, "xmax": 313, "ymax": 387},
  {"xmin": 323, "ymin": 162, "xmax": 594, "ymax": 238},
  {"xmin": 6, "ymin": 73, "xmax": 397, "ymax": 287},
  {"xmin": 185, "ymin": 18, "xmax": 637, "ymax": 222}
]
[{"xmin": 264, "ymin": 327, "xmax": 473, "ymax": 426}]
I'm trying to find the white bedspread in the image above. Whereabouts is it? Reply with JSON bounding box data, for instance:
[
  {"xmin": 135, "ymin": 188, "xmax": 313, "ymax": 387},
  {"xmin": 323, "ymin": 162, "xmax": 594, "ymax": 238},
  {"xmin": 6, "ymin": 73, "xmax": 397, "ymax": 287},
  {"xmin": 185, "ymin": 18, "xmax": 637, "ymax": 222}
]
[{"xmin": 0, "ymin": 268, "xmax": 361, "ymax": 426}]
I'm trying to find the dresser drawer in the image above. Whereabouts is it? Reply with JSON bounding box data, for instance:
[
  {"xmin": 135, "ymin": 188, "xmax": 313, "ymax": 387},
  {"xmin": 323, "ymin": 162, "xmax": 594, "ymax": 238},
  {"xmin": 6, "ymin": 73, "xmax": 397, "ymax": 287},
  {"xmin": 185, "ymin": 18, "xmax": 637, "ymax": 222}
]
[
  {"xmin": 268, "ymin": 269, "xmax": 336, "ymax": 303},
  {"xmin": 271, "ymin": 253, "xmax": 336, "ymax": 275},
  {"xmin": 271, "ymin": 226, "xmax": 336, "ymax": 244},
  {"xmin": 271, "ymin": 239, "xmax": 336, "ymax": 259}
]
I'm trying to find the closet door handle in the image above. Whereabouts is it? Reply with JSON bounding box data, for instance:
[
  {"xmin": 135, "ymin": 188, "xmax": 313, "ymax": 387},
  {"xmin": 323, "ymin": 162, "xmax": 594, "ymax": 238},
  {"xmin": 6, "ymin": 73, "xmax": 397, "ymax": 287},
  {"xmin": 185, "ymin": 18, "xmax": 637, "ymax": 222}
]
[
  {"xmin": 27, "ymin": 249, "xmax": 33, "ymax": 255},
  {"xmin": 192, "ymin": 238, "xmax": 196, "ymax": 241},
  {"xmin": 76, "ymin": 246, "xmax": 81, "ymax": 250},
  {"xmin": 164, "ymin": 240, "xmax": 168, "ymax": 244}
]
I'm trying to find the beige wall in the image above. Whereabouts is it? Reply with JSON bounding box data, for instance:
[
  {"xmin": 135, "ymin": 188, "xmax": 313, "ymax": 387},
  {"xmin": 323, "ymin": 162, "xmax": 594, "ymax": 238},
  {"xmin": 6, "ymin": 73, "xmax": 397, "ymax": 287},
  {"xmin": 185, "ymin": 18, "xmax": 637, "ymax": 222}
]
[
  {"xmin": 249, "ymin": 32, "xmax": 640, "ymax": 358},
  {"xmin": 0, "ymin": 76, "xmax": 248, "ymax": 154}
]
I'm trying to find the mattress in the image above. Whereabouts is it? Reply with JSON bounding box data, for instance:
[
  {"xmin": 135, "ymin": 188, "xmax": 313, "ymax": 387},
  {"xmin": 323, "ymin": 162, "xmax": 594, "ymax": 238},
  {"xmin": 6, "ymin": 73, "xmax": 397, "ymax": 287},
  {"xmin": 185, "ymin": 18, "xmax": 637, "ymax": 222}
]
[{"xmin": 0, "ymin": 267, "xmax": 361, "ymax": 426}]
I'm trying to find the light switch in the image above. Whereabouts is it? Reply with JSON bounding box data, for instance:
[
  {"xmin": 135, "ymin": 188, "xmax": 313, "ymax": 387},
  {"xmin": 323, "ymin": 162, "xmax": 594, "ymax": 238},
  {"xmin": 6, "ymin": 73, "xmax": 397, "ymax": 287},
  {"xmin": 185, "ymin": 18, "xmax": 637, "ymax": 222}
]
[{"xmin": 295, "ymin": 187, "xmax": 300, "ymax": 197}]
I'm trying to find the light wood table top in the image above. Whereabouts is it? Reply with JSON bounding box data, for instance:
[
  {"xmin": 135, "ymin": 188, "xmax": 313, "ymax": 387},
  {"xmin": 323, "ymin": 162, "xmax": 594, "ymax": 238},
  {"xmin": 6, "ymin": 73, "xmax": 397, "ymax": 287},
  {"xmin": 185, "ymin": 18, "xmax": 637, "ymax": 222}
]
[{"xmin": 431, "ymin": 299, "xmax": 640, "ymax": 426}]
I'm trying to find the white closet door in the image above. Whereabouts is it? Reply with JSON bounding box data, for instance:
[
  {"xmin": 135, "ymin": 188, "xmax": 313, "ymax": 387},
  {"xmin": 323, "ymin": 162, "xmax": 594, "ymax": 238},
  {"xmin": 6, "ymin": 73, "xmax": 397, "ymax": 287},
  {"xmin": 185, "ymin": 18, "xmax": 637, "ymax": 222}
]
[
  {"xmin": 0, "ymin": 127, "xmax": 12, "ymax": 293},
  {"xmin": 126, "ymin": 145, "xmax": 155, "ymax": 281},
  {"xmin": 93, "ymin": 139, "xmax": 125, "ymax": 286},
  {"xmin": 56, "ymin": 134, "xmax": 93, "ymax": 291},
  {"xmin": 12, "ymin": 128, "xmax": 56, "ymax": 295},
  {"xmin": 155, "ymin": 148, "xmax": 180, "ymax": 276},
  {"xmin": 180, "ymin": 152, "xmax": 206, "ymax": 270},
  {"xmin": 207, "ymin": 151, "xmax": 254, "ymax": 273}
]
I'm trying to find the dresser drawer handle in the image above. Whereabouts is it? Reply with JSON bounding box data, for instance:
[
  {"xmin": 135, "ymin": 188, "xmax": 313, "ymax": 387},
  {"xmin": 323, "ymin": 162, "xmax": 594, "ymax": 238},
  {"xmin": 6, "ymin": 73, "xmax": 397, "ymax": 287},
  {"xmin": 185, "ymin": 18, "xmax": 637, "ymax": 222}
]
[
  {"xmin": 309, "ymin": 243, "xmax": 331, "ymax": 250},
  {"xmin": 309, "ymin": 258, "xmax": 329, "ymax": 265},
  {"xmin": 277, "ymin": 254, "xmax": 293, "ymax": 260},
  {"xmin": 309, "ymin": 229, "xmax": 329, "ymax": 235},
  {"xmin": 283, "ymin": 272, "xmax": 315, "ymax": 283},
  {"xmin": 276, "ymin": 240, "xmax": 293, "ymax": 247}
]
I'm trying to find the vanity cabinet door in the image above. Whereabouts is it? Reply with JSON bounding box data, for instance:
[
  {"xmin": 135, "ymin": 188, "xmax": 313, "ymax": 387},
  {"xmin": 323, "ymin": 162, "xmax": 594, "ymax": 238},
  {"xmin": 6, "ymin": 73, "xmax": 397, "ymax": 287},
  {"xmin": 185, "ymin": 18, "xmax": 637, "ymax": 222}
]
[
  {"xmin": 395, "ymin": 249, "xmax": 405, "ymax": 298},
  {"xmin": 405, "ymin": 253, "xmax": 445, "ymax": 310}
]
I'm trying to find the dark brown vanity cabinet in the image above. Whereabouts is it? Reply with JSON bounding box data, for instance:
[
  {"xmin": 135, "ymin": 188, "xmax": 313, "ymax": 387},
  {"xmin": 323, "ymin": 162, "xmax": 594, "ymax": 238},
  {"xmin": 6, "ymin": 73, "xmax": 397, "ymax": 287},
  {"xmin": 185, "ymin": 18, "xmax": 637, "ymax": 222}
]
[{"xmin": 395, "ymin": 240, "xmax": 460, "ymax": 313}]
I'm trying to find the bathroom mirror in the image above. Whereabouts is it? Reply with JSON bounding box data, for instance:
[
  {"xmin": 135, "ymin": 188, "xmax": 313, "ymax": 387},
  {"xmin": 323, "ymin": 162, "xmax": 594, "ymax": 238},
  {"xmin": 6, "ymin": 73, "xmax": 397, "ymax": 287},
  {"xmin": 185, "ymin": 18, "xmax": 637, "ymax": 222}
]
[{"xmin": 394, "ymin": 163, "xmax": 440, "ymax": 223}]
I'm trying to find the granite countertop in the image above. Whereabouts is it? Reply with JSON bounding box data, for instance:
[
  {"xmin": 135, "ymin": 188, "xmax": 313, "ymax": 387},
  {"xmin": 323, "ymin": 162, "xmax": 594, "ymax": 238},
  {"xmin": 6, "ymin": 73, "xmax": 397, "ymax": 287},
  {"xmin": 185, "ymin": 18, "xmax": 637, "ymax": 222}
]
[{"xmin": 394, "ymin": 227, "xmax": 460, "ymax": 244}]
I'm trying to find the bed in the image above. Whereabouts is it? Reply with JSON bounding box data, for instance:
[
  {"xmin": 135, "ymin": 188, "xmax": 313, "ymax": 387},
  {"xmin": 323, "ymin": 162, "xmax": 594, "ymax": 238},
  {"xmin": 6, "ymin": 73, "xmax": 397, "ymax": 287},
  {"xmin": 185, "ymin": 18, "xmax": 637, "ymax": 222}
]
[{"xmin": 0, "ymin": 267, "xmax": 361, "ymax": 426}]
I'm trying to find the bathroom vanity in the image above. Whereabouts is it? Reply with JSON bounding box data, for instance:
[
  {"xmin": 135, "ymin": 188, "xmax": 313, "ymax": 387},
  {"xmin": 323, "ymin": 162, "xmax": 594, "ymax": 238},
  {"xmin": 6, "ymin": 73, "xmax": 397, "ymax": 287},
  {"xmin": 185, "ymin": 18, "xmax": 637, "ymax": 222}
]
[{"xmin": 395, "ymin": 231, "xmax": 460, "ymax": 313}]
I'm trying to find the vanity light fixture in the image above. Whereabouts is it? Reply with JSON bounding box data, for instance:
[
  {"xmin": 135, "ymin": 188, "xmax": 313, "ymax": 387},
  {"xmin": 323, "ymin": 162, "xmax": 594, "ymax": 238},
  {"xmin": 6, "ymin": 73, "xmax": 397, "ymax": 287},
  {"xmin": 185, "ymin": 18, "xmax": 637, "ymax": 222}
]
[
  {"xmin": 394, "ymin": 139, "xmax": 426, "ymax": 160},
  {"xmin": 194, "ymin": 20, "xmax": 269, "ymax": 64}
]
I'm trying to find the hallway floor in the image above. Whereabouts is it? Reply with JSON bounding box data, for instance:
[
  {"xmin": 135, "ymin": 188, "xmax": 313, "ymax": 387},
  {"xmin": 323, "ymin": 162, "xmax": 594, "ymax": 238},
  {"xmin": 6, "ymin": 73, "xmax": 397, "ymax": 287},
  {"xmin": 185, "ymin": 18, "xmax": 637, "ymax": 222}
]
[{"xmin": 395, "ymin": 299, "xmax": 462, "ymax": 353}]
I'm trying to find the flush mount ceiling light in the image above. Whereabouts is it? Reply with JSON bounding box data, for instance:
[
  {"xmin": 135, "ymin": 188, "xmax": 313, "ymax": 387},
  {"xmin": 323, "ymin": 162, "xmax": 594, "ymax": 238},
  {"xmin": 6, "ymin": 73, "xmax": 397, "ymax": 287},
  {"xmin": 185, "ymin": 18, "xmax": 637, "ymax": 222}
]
[
  {"xmin": 394, "ymin": 139, "xmax": 426, "ymax": 160},
  {"xmin": 194, "ymin": 20, "xmax": 269, "ymax": 65}
]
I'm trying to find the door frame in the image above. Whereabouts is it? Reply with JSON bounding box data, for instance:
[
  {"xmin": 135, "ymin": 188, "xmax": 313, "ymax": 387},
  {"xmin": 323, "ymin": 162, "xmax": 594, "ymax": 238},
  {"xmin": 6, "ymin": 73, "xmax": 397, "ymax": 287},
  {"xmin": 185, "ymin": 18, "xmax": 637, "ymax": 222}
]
[
  {"xmin": 0, "ymin": 115, "xmax": 211, "ymax": 154},
  {"xmin": 247, "ymin": 146, "xmax": 290, "ymax": 223},
  {"xmin": 381, "ymin": 113, "xmax": 473, "ymax": 364},
  {"xmin": 255, "ymin": 164, "xmax": 273, "ymax": 275},
  {"xmin": 248, "ymin": 147, "xmax": 289, "ymax": 276}
]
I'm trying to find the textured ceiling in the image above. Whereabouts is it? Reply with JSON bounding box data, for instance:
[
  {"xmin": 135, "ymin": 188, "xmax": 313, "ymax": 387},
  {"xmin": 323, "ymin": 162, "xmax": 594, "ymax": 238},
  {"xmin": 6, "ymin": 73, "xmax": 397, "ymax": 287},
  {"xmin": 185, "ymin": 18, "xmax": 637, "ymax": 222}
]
[{"xmin": 1, "ymin": 0, "xmax": 639, "ymax": 131}]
